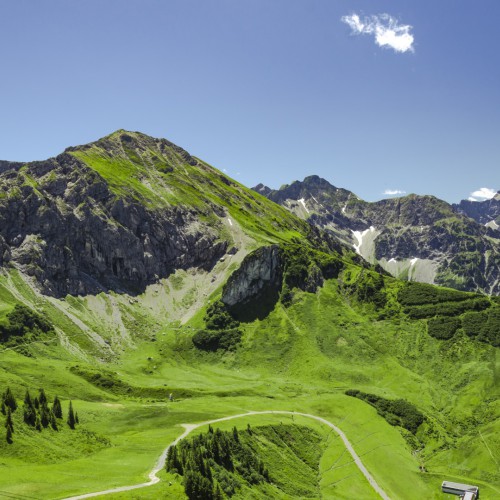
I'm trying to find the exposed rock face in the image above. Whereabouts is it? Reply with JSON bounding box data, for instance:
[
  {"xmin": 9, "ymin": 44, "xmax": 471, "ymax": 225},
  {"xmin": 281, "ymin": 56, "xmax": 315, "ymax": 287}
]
[
  {"xmin": 454, "ymin": 192, "xmax": 500, "ymax": 226},
  {"xmin": 254, "ymin": 176, "xmax": 500, "ymax": 294},
  {"xmin": 0, "ymin": 146, "xmax": 227, "ymax": 297},
  {"xmin": 222, "ymin": 245, "xmax": 282, "ymax": 309}
]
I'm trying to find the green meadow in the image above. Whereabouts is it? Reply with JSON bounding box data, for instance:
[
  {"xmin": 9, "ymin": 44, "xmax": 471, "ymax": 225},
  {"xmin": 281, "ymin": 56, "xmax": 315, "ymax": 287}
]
[{"xmin": 0, "ymin": 132, "xmax": 498, "ymax": 499}]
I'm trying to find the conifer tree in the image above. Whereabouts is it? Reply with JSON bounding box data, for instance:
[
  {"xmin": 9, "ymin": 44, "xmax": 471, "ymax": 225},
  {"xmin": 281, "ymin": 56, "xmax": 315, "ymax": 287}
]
[
  {"xmin": 35, "ymin": 415, "xmax": 42, "ymax": 432},
  {"xmin": 6, "ymin": 424, "xmax": 13, "ymax": 444},
  {"xmin": 3, "ymin": 387, "xmax": 17, "ymax": 412},
  {"xmin": 38, "ymin": 388, "xmax": 47, "ymax": 407},
  {"xmin": 33, "ymin": 397, "xmax": 39, "ymax": 410},
  {"xmin": 75, "ymin": 412, "xmax": 79, "ymax": 424},
  {"xmin": 40, "ymin": 405, "xmax": 50, "ymax": 428},
  {"xmin": 50, "ymin": 411, "xmax": 58, "ymax": 431},
  {"xmin": 52, "ymin": 396, "xmax": 62, "ymax": 419},
  {"xmin": 23, "ymin": 390, "xmax": 36, "ymax": 427},
  {"xmin": 67, "ymin": 401, "xmax": 76, "ymax": 429},
  {"xmin": 1, "ymin": 400, "xmax": 5, "ymax": 415},
  {"xmin": 5, "ymin": 408, "xmax": 14, "ymax": 434},
  {"xmin": 213, "ymin": 483, "xmax": 224, "ymax": 500}
]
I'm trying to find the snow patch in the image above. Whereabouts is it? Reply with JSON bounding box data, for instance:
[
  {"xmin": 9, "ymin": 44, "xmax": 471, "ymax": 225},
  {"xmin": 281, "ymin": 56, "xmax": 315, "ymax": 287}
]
[
  {"xmin": 351, "ymin": 226, "xmax": 376, "ymax": 254},
  {"xmin": 410, "ymin": 257, "xmax": 418, "ymax": 266},
  {"xmin": 342, "ymin": 204, "xmax": 347, "ymax": 214},
  {"xmin": 298, "ymin": 198, "xmax": 310, "ymax": 214},
  {"xmin": 227, "ymin": 218, "xmax": 233, "ymax": 226},
  {"xmin": 388, "ymin": 258, "xmax": 397, "ymax": 264},
  {"xmin": 485, "ymin": 220, "xmax": 499, "ymax": 230}
]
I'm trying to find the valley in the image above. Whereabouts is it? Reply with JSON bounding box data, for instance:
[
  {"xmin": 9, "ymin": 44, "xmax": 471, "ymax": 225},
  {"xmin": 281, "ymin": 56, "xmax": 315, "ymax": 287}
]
[{"xmin": 0, "ymin": 131, "xmax": 498, "ymax": 499}]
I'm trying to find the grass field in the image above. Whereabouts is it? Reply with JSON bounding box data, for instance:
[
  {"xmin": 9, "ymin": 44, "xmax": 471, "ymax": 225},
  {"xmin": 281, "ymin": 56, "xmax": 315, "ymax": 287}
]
[{"xmin": 0, "ymin": 263, "xmax": 499, "ymax": 499}]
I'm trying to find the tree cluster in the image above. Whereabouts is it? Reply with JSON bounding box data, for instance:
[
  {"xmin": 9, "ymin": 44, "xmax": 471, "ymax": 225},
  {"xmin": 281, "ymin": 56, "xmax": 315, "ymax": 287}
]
[
  {"xmin": 166, "ymin": 425, "xmax": 269, "ymax": 499},
  {"xmin": 192, "ymin": 302, "xmax": 242, "ymax": 352},
  {"xmin": 1, "ymin": 386, "xmax": 79, "ymax": 443},
  {"xmin": 346, "ymin": 389, "xmax": 424, "ymax": 434},
  {"xmin": 0, "ymin": 304, "xmax": 54, "ymax": 345}
]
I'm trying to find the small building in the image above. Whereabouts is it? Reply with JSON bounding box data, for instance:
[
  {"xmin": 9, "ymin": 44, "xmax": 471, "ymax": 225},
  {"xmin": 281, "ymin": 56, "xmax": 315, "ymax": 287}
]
[{"xmin": 442, "ymin": 481, "xmax": 479, "ymax": 499}]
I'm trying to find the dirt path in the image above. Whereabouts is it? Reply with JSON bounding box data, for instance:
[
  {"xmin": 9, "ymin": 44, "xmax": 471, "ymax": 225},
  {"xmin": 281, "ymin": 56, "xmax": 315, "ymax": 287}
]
[{"xmin": 62, "ymin": 411, "xmax": 390, "ymax": 500}]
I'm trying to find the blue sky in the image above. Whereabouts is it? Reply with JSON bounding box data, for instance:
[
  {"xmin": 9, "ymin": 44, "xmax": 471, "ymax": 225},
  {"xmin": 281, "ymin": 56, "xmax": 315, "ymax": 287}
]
[{"xmin": 0, "ymin": 0, "xmax": 498, "ymax": 203}]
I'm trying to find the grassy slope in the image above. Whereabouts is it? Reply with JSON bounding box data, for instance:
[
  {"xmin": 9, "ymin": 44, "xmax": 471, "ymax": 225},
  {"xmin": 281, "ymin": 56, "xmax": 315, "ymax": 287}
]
[
  {"xmin": 1, "ymin": 268, "xmax": 498, "ymax": 499},
  {"xmin": 69, "ymin": 130, "xmax": 309, "ymax": 246}
]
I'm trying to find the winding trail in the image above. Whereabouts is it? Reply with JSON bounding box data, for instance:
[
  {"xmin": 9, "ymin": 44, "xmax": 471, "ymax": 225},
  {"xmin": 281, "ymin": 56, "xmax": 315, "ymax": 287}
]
[{"xmin": 62, "ymin": 410, "xmax": 390, "ymax": 500}]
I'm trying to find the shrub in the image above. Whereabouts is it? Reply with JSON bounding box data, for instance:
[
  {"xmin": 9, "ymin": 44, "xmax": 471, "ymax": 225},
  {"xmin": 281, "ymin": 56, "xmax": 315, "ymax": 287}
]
[{"xmin": 427, "ymin": 317, "xmax": 461, "ymax": 340}]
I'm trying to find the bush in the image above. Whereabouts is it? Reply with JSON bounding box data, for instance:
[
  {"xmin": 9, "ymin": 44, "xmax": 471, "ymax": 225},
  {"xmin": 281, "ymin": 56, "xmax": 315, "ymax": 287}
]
[
  {"xmin": 462, "ymin": 308, "xmax": 500, "ymax": 347},
  {"xmin": 192, "ymin": 329, "xmax": 242, "ymax": 352},
  {"xmin": 0, "ymin": 304, "xmax": 53, "ymax": 344},
  {"xmin": 427, "ymin": 317, "xmax": 461, "ymax": 340},
  {"xmin": 398, "ymin": 282, "xmax": 474, "ymax": 306}
]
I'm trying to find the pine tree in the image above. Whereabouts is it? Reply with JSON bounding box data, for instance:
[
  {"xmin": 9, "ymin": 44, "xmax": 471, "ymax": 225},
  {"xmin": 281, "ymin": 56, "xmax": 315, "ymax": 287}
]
[
  {"xmin": 1, "ymin": 400, "xmax": 5, "ymax": 415},
  {"xmin": 232, "ymin": 426, "xmax": 239, "ymax": 442},
  {"xmin": 23, "ymin": 391, "xmax": 36, "ymax": 427},
  {"xmin": 6, "ymin": 424, "xmax": 13, "ymax": 444},
  {"xmin": 52, "ymin": 396, "xmax": 62, "ymax": 419},
  {"xmin": 40, "ymin": 405, "xmax": 50, "ymax": 428},
  {"xmin": 67, "ymin": 401, "xmax": 76, "ymax": 429},
  {"xmin": 75, "ymin": 412, "xmax": 79, "ymax": 424},
  {"xmin": 33, "ymin": 397, "xmax": 39, "ymax": 410},
  {"xmin": 3, "ymin": 387, "xmax": 17, "ymax": 412},
  {"xmin": 50, "ymin": 410, "xmax": 58, "ymax": 431},
  {"xmin": 38, "ymin": 388, "xmax": 47, "ymax": 407},
  {"xmin": 35, "ymin": 415, "xmax": 42, "ymax": 432},
  {"xmin": 213, "ymin": 483, "xmax": 224, "ymax": 500},
  {"xmin": 5, "ymin": 408, "xmax": 14, "ymax": 434}
]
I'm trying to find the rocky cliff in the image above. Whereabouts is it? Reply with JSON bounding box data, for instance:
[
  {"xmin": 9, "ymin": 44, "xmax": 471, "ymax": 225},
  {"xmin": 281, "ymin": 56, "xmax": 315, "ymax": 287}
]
[{"xmin": 0, "ymin": 146, "xmax": 227, "ymax": 297}]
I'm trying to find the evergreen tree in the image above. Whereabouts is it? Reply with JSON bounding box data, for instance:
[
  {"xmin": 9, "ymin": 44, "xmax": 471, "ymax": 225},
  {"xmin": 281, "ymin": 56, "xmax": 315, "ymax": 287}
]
[
  {"xmin": 5, "ymin": 408, "xmax": 14, "ymax": 433},
  {"xmin": 6, "ymin": 424, "xmax": 13, "ymax": 444},
  {"xmin": 1, "ymin": 400, "xmax": 5, "ymax": 415},
  {"xmin": 52, "ymin": 396, "xmax": 62, "ymax": 419},
  {"xmin": 23, "ymin": 390, "xmax": 36, "ymax": 427},
  {"xmin": 24, "ymin": 390, "xmax": 32, "ymax": 406},
  {"xmin": 67, "ymin": 401, "xmax": 76, "ymax": 429},
  {"xmin": 50, "ymin": 410, "xmax": 58, "ymax": 431},
  {"xmin": 38, "ymin": 388, "xmax": 47, "ymax": 407},
  {"xmin": 3, "ymin": 387, "xmax": 17, "ymax": 412},
  {"xmin": 33, "ymin": 397, "xmax": 39, "ymax": 410},
  {"xmin": 232, "ymin": 426, "xmax": 239, "ymax": 442},
  {"xmin": 213, "ymin": 483, "xmax": 224, "ymax": 500},
  {"xmin": 75, "ymin": 412, "xmax": 79, "ymax": 424},
  {"xmin": 35, "ymin": 415, "xmax": 42, "ymax": 432},
  {"xmin": 40, "ymin": 405, "xmax": 50, "ymax": 428}
]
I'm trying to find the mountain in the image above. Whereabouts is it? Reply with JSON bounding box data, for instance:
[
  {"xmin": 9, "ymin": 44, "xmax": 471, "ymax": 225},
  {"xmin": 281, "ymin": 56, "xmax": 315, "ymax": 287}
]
[
  {"xmin": 255, "ymin": 175, "xmax": 500, "ymax": 294},
  {"xmin": 0, "ymin": 130, "xmax": 328, "ymax": 298},
  {"xmin": 0, "ymin": 133, "xmax": 499, "ymax": 499}
]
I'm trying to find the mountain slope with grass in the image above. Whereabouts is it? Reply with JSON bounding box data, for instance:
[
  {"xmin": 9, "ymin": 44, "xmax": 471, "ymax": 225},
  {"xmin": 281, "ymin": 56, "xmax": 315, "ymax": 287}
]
[
  {"xmin": 0, "ymin": 132, "xmax": 498, "ymax": 500},
  {"xmin": 255, "ymin": 176, "xmax": 500, "ymax": 294}
]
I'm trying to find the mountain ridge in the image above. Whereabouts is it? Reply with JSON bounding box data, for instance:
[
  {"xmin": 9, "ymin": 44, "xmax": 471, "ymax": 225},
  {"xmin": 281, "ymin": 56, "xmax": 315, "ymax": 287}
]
[{"xmin": 254, "ymin": 175, "xmax": 500, "ymax": 294}]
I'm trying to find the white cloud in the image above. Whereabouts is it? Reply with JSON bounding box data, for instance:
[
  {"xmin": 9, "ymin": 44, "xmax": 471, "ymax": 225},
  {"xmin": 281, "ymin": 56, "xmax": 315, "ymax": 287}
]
[
  {"xmin": 468, "ymin": 197, "xmax": 477, "ymax": 202},
  {"xmin": 470, "ymin": 187, "xmax": 496, "ymax": 200},
  {"xmin": 341, "ymin": 13, "xmax": 415, "ymax": 53},
  {"xmin": 383, "ymin": 189, "xmax": 406, "ymax": 196}
]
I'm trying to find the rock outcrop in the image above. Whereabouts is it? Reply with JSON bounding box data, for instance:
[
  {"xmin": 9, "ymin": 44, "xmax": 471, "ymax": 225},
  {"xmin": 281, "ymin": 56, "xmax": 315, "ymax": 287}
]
[{"xmin": 222, "ymin": 245, "xmax": 282, "ymax": 320}]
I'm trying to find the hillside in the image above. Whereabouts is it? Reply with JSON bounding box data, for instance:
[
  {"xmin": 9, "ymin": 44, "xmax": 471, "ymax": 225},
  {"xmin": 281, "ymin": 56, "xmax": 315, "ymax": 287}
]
[
  {"xmin": 254, "ymin": 176, "xmax": 500, "ymax": 294},
  {"xmin": 0, "ymin": 132, "xmax": 498, "ymax": 500}
]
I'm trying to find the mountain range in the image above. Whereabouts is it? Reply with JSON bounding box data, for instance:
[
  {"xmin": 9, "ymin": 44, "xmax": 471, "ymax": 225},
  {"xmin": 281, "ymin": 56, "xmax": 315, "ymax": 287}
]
[
  {"xmin": 0, "ymin": 131, "xmax": 498, "ymax": 499},
  {"xmin": 254, "ymin": 176, "xmax": 500, "ymax": 294}
]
